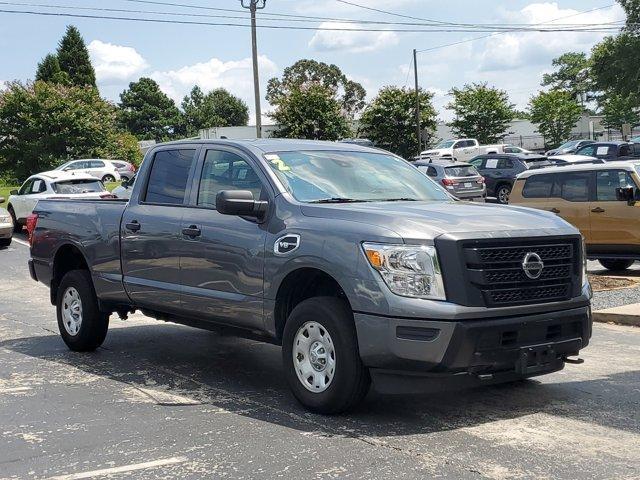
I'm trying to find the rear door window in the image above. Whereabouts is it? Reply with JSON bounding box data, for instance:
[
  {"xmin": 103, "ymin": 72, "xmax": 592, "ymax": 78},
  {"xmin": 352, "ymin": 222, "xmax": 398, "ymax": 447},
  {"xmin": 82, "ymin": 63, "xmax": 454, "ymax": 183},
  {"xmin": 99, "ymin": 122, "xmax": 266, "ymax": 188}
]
[
  {"xmin": 596, "ymin": 170, "xmax": 637, "ymax": 201},
  {"xmin": 484, "ymin": 158, "xmax": 500, "ymax": 169},
  {"xmin": 560, "ymin": 172, "xmax": 591, "ymax": 202},
  {"xmin": 89, "ymin": 160, "xmax": 105, "ymax": 168},
  {"xmin": 523, "ymin": 174, "xmax": 555, "ymax": 198},
  {"xmin": 144, "ymin": 149, "xmax": 196, "ymax": 205}
]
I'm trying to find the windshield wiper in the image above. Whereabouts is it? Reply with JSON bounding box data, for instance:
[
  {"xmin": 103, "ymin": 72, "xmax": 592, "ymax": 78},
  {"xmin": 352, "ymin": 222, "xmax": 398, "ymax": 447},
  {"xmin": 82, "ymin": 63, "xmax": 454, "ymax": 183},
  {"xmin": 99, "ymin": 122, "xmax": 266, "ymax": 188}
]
[
  {"xmin": 310, "ymin": 197, "xmax": 368, "ymax": 204},
  {"xmin": 380, "ymin": 197, "xmax": 419, "ymax": 202}
]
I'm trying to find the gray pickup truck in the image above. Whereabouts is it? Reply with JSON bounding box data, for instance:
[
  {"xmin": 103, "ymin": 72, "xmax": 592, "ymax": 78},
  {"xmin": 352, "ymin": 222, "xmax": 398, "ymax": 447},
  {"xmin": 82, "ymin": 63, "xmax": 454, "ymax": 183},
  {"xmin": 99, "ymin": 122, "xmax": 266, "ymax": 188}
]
[{"xmin": 29, "ymin": 139, "xmax": 592, "ymax": 413}]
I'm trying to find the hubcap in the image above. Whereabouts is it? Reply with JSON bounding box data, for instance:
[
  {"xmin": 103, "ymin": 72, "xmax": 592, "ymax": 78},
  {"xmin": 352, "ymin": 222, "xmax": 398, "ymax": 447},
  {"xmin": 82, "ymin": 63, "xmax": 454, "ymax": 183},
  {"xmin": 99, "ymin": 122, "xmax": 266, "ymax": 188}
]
[
  {"xmin": 499, "ymin": 188, "xmax": 510, "ymax": 203},
  {"xmin": 293, "ymin": 321, "xmax": 336, "ymax": 393},
  {"xmin": 61, "ymin": 287, "xmax": 83, "ymax": 336}
]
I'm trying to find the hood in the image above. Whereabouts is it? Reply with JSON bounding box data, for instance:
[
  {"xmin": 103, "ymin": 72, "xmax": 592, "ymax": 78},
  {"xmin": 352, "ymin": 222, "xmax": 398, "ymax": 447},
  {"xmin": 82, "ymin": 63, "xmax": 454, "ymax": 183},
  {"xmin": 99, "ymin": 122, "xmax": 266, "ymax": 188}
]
[
  {"xmin": 300, "ymin": 200, "xmax": 574, "ymax": 242},
  {"xmin": 421, "ymin": 148, "xmax": 449, "ymax": 155},
  {"xmin": 551, "ymin": 154, "xmax": 595, "ymax": 163}
]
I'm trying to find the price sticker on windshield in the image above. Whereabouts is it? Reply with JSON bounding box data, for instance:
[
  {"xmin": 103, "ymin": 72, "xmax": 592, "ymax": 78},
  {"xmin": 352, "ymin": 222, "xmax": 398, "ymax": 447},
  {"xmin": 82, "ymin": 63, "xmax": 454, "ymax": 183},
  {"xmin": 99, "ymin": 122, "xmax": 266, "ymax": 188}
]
[{"xmin": 265, "ymin": 154, "xmax": 291, "ymax": 171}]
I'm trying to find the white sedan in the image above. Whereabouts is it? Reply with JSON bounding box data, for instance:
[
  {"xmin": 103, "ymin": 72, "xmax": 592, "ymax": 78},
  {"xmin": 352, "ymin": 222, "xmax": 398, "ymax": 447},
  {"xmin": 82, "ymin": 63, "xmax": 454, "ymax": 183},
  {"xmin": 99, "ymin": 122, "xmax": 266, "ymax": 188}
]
[
  {"xmin": 7, "ymin": 171, "xmax": 113, "ymax": 229},
  {"xmin": 55, "ymin": 159, "xmax": 121, "ymax": 183}
]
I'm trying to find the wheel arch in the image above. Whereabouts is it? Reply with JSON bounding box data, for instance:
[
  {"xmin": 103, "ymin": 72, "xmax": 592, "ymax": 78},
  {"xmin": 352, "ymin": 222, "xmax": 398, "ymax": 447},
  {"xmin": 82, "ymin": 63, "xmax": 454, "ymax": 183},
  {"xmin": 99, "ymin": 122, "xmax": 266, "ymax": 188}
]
[{"xmin": 50, "ymin": 243, "xmax": 92, "ymax": 305}]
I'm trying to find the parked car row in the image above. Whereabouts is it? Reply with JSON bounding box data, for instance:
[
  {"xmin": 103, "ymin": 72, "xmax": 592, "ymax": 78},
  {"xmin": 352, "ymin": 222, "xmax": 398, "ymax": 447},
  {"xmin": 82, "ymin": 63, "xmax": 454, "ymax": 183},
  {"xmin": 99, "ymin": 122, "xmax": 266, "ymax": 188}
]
[{"xmin": 54, "ymin": 158, "xmax": 136, "ymax": 182}]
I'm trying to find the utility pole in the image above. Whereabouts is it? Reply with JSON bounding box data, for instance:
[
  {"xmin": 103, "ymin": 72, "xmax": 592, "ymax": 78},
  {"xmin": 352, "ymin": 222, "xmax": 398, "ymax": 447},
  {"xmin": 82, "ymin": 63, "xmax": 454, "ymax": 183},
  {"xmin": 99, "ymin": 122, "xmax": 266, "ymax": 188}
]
[
  {"xmin": 240, "ymin": 0, "xmax": 266, "ymax": 138},
  {"xmin": 413, "ymin": 48, "xmax": 421, "ymax": 157}
]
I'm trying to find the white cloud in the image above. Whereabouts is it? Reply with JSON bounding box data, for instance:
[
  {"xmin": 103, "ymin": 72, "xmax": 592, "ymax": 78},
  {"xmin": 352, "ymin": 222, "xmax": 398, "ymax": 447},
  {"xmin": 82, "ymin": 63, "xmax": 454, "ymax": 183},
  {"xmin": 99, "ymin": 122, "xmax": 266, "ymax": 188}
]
[
  {"xmin": 150, "ymin": 55, "xmax": 279, "ymax": 124},
  {"xmin": 309, "ymin": 22, "xmax": 398, "ymax": 53},
  {"xmin": 479, "ymin": 2, "xmax": 625, "ymax": 71},
  {"xmin": 88, "ymin": 40, "xmax": 148, "ymax": 84}
]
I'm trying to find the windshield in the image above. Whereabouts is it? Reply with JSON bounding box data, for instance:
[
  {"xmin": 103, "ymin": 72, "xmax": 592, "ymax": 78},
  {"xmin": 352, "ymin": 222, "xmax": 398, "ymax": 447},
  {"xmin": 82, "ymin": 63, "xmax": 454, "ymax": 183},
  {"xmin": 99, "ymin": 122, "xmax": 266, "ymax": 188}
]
[
  {"xmin": 635, "ymin": 164, "xmax": 640, "ymax": 178},
  {"xmin": 434, "ymin": 140, "xmax": 455, "ymax": 149},
  {"xmin": 558, "ymin": 140, "xmax": 579, "ymax": 150},
  {"xmin": 264, "ymin": 150, "xmax": 450, "ymax": 203},
  {"xmin": 444, "ymin": 165, "xmax": 478, "ymax": 177},
  {"xmin": 52, "ymin": 179, "xmax": 105, "ymax": 194},
  {"xmin": 55, "ymin": 161, "xmax": 73, "ymax": 171}
]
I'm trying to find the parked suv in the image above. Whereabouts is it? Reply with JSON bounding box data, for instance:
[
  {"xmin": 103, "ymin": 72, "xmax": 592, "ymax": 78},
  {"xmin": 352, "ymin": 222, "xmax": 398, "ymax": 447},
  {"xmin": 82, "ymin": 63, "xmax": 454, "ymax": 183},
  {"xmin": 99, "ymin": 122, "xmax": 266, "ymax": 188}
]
[
  {"xmin": 511, "ymin": 161, "xmax": 640, "ymax": 271},
  {"xmin": 468, "ymin": 153, "xmax": 552, "ymax": 204},
  {"xmin": 546, "ymin": 139, "xmax": 595, "ymax": 157},
  {"xmin": 55, "ymin": 159, "xmax": 121, "ymax": 183},
  {"xmin": 414, "ymin": 161, "xmax": 486, "ymax": 201}
]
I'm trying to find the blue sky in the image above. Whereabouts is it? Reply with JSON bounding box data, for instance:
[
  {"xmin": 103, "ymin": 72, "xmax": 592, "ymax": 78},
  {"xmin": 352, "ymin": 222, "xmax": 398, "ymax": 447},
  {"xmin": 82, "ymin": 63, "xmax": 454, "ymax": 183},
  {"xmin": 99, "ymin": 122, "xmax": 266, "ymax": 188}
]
[{"xmin": 0, "ymin": 0, "xmax": 625, "ymax": 123}]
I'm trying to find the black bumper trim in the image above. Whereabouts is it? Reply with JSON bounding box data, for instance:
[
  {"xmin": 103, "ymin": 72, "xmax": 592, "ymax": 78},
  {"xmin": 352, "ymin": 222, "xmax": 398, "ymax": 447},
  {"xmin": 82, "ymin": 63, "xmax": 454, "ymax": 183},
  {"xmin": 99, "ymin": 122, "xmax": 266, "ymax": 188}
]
[{"xmin": 28, "ymin": 259, "xmax": 37, "ymax": 282}]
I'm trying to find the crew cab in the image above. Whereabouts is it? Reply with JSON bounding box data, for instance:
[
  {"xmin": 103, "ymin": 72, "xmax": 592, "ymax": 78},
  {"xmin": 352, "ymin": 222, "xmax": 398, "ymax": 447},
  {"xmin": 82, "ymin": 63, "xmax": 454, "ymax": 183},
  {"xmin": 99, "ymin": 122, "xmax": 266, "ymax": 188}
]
[
  {"xmin": 28, "ymin": 140, "xmax": 592, "ymax": 414},
  {"xmin": 419, "ymin": 139, "xmax": 505, "ymax": 163}
]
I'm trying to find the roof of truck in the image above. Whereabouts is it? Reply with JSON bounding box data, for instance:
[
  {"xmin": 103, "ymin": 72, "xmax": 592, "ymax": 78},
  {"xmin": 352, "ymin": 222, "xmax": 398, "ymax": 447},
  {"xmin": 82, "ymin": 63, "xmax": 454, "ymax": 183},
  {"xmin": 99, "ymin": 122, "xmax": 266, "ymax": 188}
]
[{"xmin": 156, "ymin": 138, "xmax": 384, "ymax": 154}]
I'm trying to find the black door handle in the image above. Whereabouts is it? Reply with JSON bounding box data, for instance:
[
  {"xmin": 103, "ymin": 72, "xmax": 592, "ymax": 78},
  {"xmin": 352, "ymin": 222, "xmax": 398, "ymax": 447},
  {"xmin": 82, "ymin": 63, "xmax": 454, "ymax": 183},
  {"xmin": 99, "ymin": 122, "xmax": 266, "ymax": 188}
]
[
  {"xmin": 125, "ymin": 220, "xmax": 141, "ymax": 232},
  {"xmin": 550, "ymin": 208, "xmax": 560, "ymax": 214},
  {"xmin": 591, "ymin": 207, "xmax": 605, "ymax": 213},
  {"xmin": 182, "ymin": 225, "xmax": 201, "ymax": 238}
]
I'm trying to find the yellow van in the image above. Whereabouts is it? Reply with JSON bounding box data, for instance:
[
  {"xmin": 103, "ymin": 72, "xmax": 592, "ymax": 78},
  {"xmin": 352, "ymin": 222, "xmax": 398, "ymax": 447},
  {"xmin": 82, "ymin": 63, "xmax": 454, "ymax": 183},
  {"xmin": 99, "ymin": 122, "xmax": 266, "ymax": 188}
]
[{"xmin": 511, "ymin": 161, "xmax": 640, "ymax": 271}]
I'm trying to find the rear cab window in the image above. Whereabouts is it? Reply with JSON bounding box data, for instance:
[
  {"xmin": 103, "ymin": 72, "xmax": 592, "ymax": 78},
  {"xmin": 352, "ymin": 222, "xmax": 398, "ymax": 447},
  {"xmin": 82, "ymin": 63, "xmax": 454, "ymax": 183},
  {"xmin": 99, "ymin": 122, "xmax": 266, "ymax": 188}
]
[{"xmin": 144, "ymin": 149, "xmax": 197, "ymax": 205}]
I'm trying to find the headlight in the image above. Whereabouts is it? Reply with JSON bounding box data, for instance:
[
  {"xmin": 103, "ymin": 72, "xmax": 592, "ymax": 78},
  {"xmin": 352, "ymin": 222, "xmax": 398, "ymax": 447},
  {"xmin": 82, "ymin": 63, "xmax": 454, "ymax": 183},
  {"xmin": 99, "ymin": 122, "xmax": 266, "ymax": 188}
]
[
  {"xmin": 581, "ymin": 236, "xmax": 588, "ymax": 287},
  {"xmin": 362, "ymin": 243, "xmax": 446, "ymax": 300},
  {"xmin": 0, "ymin": 215, "xmax": 11, "ymax": 224}
]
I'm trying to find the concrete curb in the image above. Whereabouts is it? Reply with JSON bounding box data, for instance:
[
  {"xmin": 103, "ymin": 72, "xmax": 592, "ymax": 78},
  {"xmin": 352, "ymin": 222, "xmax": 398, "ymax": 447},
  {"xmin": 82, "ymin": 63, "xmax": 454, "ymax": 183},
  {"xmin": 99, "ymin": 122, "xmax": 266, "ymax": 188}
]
[{"xmin": 593, "ymin": 303, "xmax": 640, "ymax": 327}]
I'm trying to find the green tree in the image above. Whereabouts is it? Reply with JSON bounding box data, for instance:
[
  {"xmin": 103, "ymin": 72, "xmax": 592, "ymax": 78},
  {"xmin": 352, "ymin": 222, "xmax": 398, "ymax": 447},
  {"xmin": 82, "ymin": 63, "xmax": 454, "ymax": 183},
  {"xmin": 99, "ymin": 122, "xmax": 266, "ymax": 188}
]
[
  {"xmin": 181, "ymin": 86, "xmax": 249, "ymax": 136},
  {"xmin": 35, "ymin": 54, "xmax": 69, "ymax": 85},
  {"xmin": 56, "ymin": 26, "xmax": 96, "ymax": 88},
  {"xmin": 359, "ymin": 86, "xmax": 437, "ymax": 159},
  {"xmin": 269, "ymin": 84, "xmax": 351, "ymax": 140},
  {"xmin": 0, "ymin": 81, "xmax": 140, "ymax": 180},
  {"xmin": 601, "ymin": 93, "xmax": 640, "ymax": 131},
  {"xmin": 118, "ymin": 77, "xmax": 182, "ymax": 141},
  {"xmin": 267, "ymin": 59, "xmax": 366, "ymax": 120},
  {"xmin": 447, "ymin": 83, "xmax": 515, "ymax": 144},
  {"xmin": 529, "ymin": 90, "xmax": 582, "ymax": 148},
  {"xmin": 541, "ymin": 52, "xmax": 594, "ymax": 106},
  {"xmin": 591, "ymin": 1, "xmax": 640, "ymax": 98}
]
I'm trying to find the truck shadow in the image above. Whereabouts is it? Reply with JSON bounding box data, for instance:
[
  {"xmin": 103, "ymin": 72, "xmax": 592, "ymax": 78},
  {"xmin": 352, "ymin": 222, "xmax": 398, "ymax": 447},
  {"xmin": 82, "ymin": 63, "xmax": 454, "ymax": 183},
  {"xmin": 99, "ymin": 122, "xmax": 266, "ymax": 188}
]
[{"xmin": 1, "ymin": 322, "xmax": 638, "ymax": 439}]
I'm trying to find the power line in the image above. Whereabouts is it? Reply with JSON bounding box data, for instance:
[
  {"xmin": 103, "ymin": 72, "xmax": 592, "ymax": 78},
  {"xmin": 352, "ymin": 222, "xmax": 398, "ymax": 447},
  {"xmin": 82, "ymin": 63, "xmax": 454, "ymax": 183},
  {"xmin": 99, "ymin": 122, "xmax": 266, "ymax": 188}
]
[{"xmin": 0, "ymin": 7, "xmax": 624, "ymax": 33}]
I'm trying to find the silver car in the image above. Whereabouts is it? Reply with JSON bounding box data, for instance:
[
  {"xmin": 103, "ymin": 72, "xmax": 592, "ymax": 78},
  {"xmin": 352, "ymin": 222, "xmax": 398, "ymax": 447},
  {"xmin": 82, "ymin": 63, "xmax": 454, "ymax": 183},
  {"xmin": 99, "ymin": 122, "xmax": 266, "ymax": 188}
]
[
  {"xmin": 108, "ymin": 160, "xmax": 136, "ymax": 181},
  {"xmin": 414, "ymin": 161, "xmax": 486, "ymax": 201},
  {"xmin": 0, "ymin": 199, "xmax": 13, "ymax": 248}
]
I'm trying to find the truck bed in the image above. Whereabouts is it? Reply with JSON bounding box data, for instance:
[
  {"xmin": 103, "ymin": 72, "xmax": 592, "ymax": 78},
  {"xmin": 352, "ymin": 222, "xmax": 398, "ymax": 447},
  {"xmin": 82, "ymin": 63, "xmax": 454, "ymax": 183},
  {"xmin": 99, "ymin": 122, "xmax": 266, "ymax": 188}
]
[{"xmin": 31, "ymin": 198, "xmax": 129, "ymax": 306}]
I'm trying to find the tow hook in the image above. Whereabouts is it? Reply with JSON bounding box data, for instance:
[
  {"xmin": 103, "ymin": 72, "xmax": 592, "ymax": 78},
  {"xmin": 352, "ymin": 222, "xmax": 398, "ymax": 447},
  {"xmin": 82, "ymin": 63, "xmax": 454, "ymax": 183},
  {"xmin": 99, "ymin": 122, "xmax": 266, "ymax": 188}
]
[{"xmin": 564, "ymin": 356, "xmax": 584, "ymax": 364}]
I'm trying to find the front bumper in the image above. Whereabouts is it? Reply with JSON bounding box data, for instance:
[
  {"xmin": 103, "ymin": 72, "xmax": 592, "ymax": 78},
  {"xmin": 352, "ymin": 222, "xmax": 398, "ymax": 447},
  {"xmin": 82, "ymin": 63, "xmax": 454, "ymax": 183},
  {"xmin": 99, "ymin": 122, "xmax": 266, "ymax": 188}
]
[{"xmin": 354, "ymin": 305, "xmax": 591, "ymax": 394}]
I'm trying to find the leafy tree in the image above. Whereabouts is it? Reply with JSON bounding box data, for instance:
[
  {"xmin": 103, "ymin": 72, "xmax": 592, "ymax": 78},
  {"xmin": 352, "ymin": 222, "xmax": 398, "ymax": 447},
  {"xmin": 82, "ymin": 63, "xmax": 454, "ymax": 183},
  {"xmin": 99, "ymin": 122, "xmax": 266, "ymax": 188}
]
[
  {"xmin": 118, "ymin": 77, "xmax": 183, "ymax": 141},
  {"xmin": 269, "ymin": 84, "xmax": 351, "ymax": 141},
  {"xmin": 447, "ymin": 83, "xmax": 515, "ymax": 144},
  {"xmin": 181, "ymin": 86, "xmax": 249, "ymax": 136},
  {"xmin": 359, "ymin": 86, "xmax": 437, "ymax": 159},
  {"xmin": 591, "ymin": 1, "xmax": 640, "ymax": 98},
  {"xmin": 601, "ymin": 93, "xmax": 640, "ymax": 131},
  {"xmin": 56, "ymin": 26, "xmax": 96, "ymax": 88},
  {"xmin": 529, "ymin": 90, "xmax": 582, "ymax": 148},
  {"xmin": 267, "ymin": 59, "xmax": 366, "ymax": 119},
  {"xmin": 513, "ymin": 109, "xmax": 531, "ymax": 120},
  {"xmin": 0, "ymin": 81, "xmax": 140, "ymax": 180},
  {"xmin": 541, "ymin": 52, "xmax": 594, "ymax": 106},
  {"xmin": 35, "ymin": 54, "xmax": 69, "ymax": 85}
]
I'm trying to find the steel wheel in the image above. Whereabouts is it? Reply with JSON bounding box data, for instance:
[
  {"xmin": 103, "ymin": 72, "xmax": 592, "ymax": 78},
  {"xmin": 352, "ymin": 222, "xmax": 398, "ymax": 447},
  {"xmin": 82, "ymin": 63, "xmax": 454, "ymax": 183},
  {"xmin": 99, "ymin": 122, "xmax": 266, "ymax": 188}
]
[
  {"xmin": 61, "ymin": 287, "xmax": 83, "ymax": 336},
  {"xmin": 293, "ymin": 321, "xmax": 336, "ymax": 393}
]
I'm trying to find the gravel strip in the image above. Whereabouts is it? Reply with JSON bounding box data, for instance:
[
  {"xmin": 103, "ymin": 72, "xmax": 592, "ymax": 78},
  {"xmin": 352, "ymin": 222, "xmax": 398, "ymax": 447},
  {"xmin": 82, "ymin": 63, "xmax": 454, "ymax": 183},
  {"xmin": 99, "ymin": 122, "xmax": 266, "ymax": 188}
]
[{"xmin": 592, "ymin": 285, "xmax": 640, "ymax": 311}]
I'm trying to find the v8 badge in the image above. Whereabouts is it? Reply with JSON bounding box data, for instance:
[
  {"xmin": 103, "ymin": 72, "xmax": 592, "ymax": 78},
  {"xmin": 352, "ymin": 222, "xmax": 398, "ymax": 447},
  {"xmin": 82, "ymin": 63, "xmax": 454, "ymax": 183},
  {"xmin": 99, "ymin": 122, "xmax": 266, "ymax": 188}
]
[{"xmin": 274, "ymin": 234, "xmax": 300, "ymax": 255}]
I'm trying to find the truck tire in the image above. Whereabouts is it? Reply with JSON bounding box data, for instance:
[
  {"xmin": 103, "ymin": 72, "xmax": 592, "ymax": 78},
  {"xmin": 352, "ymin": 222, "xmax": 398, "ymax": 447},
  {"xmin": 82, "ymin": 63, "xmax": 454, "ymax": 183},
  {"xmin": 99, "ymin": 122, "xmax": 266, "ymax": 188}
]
[
  {"xmin": 282, "ymin": 297, "xmax": 370, "ymax": 414},
  {"xmin": 0, "ymin": 238, "xmax": 11, "ymax": 248},
  {"xmin": 56, "ymin": 270, "xmax": 109, "ymax": 352},
  {"xmin": 598, "ymin": 259, "xmax": 635, "ymax": 271},
  {"xmin": 496, "ymin": 184, "xmax": 511, "ymax": 204}
]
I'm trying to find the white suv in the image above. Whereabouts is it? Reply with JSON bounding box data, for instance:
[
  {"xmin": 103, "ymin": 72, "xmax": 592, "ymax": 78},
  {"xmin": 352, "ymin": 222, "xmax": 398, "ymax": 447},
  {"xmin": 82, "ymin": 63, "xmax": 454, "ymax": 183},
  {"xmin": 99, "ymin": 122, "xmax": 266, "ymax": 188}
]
[
  {"xmin": 7, "ymin": 171, "xmax": 112, "ymax": 229},
  {"xmin": 55, "ymin": 159, "xmax": 121, "ymax": 183}
]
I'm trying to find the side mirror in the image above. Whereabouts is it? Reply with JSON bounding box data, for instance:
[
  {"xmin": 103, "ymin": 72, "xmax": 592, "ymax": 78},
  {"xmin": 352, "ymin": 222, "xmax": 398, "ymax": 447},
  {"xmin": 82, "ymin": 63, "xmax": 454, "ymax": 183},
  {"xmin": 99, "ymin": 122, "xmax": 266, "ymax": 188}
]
[
  {"xmin": 616, "ymin": 186, "xmax": 635, "ymax": 203},
  {"xmin": 216, "ymin": 190, "xmax": 267, "ymax": 219},
  {"xmin": 9, "ymin": 190, "xmax": 18, "ymax": 196}
]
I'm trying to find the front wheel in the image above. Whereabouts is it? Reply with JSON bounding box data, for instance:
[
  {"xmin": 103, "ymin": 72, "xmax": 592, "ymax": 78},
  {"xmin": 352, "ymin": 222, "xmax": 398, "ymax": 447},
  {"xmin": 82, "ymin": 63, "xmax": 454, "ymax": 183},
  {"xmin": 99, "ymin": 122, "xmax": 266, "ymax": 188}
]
[
  {"xmin": 496, "ymin": 184, "xmax": 511, "ymax": 204},
  {"xmin": 56, "ymin": 270, "xmax": 109, "ymax": 351},
  {"xmin": 0, "ymin": 238, "xmax": 11, "ymax": 248},
  {"xmin": 282, "ymin": 297, "xmax": 370, "ymax": 414},
  {"xmin": 598, "ymin": 259, "xmax": 635, "ymax": 271},
  {"xmin": 102, "ymin": 174, "xmax": 116, "ymax": 183}
]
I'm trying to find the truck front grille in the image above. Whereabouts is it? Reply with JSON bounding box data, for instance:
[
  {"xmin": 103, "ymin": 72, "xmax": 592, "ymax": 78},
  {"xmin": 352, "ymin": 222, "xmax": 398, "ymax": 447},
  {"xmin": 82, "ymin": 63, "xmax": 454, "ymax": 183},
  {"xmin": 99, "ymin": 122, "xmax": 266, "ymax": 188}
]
[{"xmin": 435, "ymin": 235, "xmax": 582, "ymax": 308}]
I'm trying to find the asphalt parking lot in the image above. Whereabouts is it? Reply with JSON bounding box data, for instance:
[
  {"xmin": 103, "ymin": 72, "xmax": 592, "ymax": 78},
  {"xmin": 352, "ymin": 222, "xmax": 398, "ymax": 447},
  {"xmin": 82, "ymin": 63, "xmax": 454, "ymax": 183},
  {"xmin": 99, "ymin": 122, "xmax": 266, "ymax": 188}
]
[{"xmin": 1, "ymin": 237, "xmax": 639, "ymax": 479}]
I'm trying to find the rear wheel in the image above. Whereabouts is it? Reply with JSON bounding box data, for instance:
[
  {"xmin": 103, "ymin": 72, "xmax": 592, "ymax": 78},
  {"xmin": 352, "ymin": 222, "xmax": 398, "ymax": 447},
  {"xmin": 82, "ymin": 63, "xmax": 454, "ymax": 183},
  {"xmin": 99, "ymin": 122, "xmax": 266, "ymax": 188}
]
[
  {"xmin": 56, "ymin": 270, "xmax": 109, "ymax": 351},
  {"xmin": 598, "ymin": 259, "xmax": 635, "ymax": 271},
  {"xmin": 282, "ymin": 297, "xmax": 370, "ymax": 414},
  {"xmin": 0, "ymin": 238, "xmax": 11, "ymax": 248},
  {"xmin": 102, "ymin": 174, "xmax": 116, "ymax": 183},
  {"xmin": 496, "ymin": 184, "xmax": 511, "ymax": 204},
  {"xmin": 7, "ymin": 206, "xmax": 21, "ymax": 233}
]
